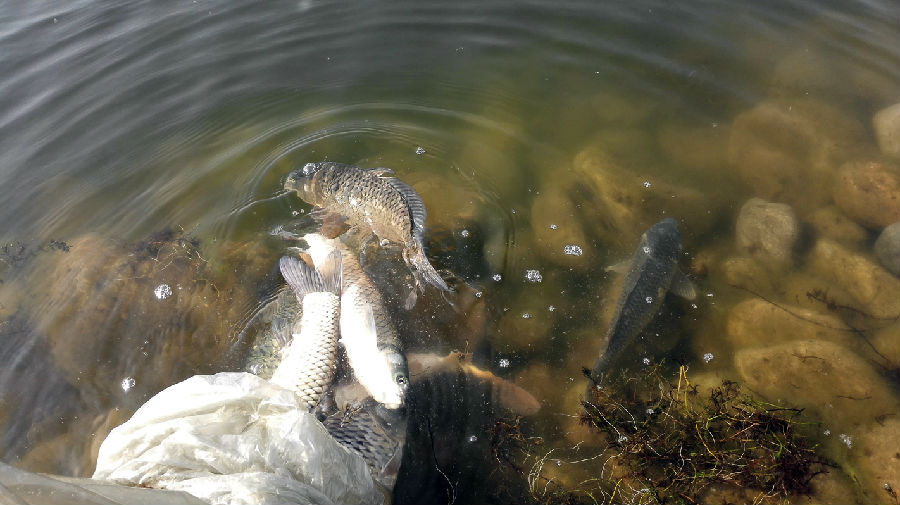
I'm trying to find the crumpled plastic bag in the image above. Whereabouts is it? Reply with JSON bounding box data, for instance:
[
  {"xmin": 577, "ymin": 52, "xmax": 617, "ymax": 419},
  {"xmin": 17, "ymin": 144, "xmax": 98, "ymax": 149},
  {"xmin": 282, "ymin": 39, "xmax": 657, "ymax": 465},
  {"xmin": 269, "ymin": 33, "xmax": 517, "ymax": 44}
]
[{"xmin": 92, "ymin": 372, "xmax": 383, "ymax": 505}]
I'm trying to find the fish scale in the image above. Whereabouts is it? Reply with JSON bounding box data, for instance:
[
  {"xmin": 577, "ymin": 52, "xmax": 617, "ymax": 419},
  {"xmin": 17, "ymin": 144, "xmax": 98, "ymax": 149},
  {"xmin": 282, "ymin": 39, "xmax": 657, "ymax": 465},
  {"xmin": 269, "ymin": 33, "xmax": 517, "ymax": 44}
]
[
  {"xmin": 268, "ymin": 253, "xmax": 342, "ymax": 410},
  {"xmin": 304, "ymin": 233, "xmax": 409, "ymax": 408},
  {"xmin": 285, "ymin": 162, "xmax": 450, "ymax": 295}
]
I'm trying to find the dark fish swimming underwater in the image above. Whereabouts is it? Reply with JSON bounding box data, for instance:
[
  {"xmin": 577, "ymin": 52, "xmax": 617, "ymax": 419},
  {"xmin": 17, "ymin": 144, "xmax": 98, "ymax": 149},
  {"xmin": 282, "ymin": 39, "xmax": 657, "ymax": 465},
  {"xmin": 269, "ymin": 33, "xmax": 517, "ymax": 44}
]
[
  {"xmin": 590, "ymin": 218, "xmax": 696, "ymax": 378},
  {"xmin": 284, "ymin": 162, "xmax": 451, "ymax": 300}
]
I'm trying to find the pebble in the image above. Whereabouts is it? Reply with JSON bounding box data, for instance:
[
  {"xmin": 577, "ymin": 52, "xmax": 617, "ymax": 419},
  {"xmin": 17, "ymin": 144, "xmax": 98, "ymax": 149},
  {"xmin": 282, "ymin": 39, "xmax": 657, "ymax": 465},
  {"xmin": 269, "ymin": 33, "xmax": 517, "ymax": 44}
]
[
  {"xmin": 832, "ymin": 160, "xmax": 900, "ymax": 229},
  {"xmin": 807, "ymin": 239, "xmax": 900, "ymax": 319},
  {"xmin": 735, "ymin": 197, "xmax": 799, "ymax": 267},
  {"xmin": 872, "ymin": 103, "xmax": 899, "ymax": 159},
  {"xmin": 874, "ymin": 222, "xmax": 900, "ymax": 277}
]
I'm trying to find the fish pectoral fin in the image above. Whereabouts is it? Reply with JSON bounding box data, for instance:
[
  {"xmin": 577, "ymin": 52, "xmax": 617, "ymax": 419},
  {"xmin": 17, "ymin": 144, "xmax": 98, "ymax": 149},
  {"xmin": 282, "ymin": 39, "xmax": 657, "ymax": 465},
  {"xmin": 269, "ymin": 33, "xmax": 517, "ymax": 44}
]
[
  {"xmin": 318, "ymin": 213, "xmax": 351, "ymax": 239},
  {"xmin": 669, "ymin": 269, "xmax": 697, "ymax": 300},
  {"xmin": 605, "ymin": 259, "xmax": 631, "ymax": 274}
]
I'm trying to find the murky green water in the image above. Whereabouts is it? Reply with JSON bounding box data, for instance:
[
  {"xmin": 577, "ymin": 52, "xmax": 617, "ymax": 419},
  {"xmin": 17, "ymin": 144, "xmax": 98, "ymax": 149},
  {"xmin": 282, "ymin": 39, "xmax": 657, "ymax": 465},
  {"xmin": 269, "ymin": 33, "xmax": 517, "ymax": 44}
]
[{"xmin": 1, "ymin": 1, "xmax": 898, "ymax": 503}]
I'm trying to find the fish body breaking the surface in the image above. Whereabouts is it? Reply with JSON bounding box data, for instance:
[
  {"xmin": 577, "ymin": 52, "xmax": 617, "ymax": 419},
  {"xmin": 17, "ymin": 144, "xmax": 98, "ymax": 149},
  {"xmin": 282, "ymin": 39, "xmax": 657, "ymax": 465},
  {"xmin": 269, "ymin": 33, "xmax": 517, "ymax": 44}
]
[
  {"xmin": 304, "ymin": 233, "xmax": 409, "ymax": 409},
  {"xmin": 268, "ymin": 251, "xmax": 342, "ymax": 410},
  {"xmin": 285, "ymin": 162, "xmax": 450, "ymax": 296},
  {"xmin": 591, "ymin": 218, "xmax": 696, "ymax": 376}
]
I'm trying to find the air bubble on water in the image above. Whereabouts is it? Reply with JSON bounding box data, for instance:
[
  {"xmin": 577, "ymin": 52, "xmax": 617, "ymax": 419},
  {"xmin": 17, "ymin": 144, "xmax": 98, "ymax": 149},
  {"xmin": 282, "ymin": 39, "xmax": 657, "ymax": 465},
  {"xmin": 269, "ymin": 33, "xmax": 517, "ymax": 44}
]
[
  {"xmin": 646, "ymin": 408, "xmax": 655, "ymax": 415},
  {"xmin": 555, "ymin": 459, "xmax": 562, "ymax": 467},
  {"xmin": 415, "ymin": 146, "xmax": 426, "ymax": 155},
  {"xmin": 645, "ymin": 296, "xmax": 653, "ymax": 303},
  {"xmin": 521, "ymin": 312, "xmax": 532, "ymax": 319},
  {"xmin": 548, "ymin": 305, "xmax": 555, "ymax": 312},
  {"xmin": 468, "ymin": 435, "xmax": 478, "ymax": 443},
  {"xmin": 474, "ymin": 291, "xmax": 483, "ymax": 298},
  {"xmin": 460, "ymin": 229, "xmax": 470, "ymax": 237},
  {"xmin": 549, "ymin": 224, "xmax": 558, "ymax": 230},
  {"xmin": 642, "ymin": 246, "xmax": 651, "ymax": 254},
  {"xmin": 642, "ymin": 358, "xmax": 651, "ymax": 365},
  {"xmin": 706, "ymin": 292, "xmax": 714, "ymax": 298},
  {"xmin": 291, "ymin": 210, "xmax": 300, "ymax": 216},
  {"xmin": 691, "ymin": 303, "xmax": 699, "ymax": 309},
  {"xmin": 525, "ymin": 269, "xmax": 543, "ymax": 283},
  {"xmin": 492, "ymin": 274, "xmax": 502, "ymax": 282},
  {"xmin": 617, "ymin": 435, "xmax": 628, "ymax": 443},
  {"xmin": 498, "ymin": 358, "xmax": 510, "ymax": 368},
  {"xmin": 121, "ymin": 377, "xmax": 135, "ymax": 392},
  {"xmin": 643, "ymin": 181, "xmax": 651, "ymax": 188},
  {"xmin": 703, "ymin": 352, "xmax": 714, "ymax": 363},
  {"xmin": 823, "ymin": 429, "xmax": 831, "ymax": 436},
  {"xmin": 839, "ymin": 433, "xmax": 852, "ymax": 448},
  {"xmin": 154, "ymin": 284, "xmax": 172, "ymax": 300},
  {"xmin": 563, "ymin": 244, "xmax": 583, "ymax": 256}
]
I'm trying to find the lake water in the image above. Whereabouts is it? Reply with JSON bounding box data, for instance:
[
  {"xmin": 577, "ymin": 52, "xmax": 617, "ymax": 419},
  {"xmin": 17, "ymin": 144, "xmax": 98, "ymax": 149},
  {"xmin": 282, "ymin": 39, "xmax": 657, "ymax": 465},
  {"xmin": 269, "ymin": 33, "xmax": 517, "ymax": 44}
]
[{"xmin": 1, "ymin": 1, "xmax": 898, "ymax": 503}]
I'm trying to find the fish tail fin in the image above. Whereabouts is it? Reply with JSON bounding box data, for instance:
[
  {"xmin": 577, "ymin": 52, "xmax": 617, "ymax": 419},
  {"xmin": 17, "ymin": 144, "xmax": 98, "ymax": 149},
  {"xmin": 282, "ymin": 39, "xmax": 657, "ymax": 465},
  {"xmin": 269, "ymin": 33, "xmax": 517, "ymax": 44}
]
[
  {"xmin": 315, "ymin": 250, "xmax": 342, "ymax": 295},
  {"xmin": 409, "ymin": 247, "xmax": 451, "ymax": 293},
  {"xmin": 279, "ymin": 256, "xmax": 324, "ymax": 299}
]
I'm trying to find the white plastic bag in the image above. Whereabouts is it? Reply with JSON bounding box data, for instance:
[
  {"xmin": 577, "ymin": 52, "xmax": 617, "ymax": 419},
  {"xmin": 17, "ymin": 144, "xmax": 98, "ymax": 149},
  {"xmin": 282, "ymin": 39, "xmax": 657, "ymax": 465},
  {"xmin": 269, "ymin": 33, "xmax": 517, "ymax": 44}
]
[{"xmin": 92, "ymin": 372, "xmax": 383, "ymax": 505}]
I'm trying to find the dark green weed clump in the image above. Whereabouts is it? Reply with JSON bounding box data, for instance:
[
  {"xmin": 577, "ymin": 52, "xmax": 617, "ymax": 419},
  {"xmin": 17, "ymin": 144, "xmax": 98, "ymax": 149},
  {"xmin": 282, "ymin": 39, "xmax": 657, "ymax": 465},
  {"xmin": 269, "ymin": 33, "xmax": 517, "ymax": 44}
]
[{"xmin": 489, "ymin": 363, "xmax": 831, "ymax": 505}]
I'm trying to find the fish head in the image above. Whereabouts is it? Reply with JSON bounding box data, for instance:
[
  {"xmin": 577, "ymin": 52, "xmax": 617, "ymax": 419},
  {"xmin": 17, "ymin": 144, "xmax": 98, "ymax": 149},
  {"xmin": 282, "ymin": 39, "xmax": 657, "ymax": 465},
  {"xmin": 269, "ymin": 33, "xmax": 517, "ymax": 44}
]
[
  {"xmin": 644, "ymin": 218, "xmax": 682, "ymax": 260},
  {"xmin": 285, "ymin": 162, "xmax": 325, "ymax": 201},
  {"xmin": 372, "ymin": 348, "xmax": 410, "ymax": 409}
]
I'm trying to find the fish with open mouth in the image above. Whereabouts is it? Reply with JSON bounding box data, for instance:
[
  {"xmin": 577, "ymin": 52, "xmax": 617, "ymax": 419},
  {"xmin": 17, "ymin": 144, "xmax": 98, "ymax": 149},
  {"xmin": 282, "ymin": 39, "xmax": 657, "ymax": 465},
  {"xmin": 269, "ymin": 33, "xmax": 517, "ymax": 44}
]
[{"xmin": 285, "ymin": 162, "xmax": 451, "ymax": 304}]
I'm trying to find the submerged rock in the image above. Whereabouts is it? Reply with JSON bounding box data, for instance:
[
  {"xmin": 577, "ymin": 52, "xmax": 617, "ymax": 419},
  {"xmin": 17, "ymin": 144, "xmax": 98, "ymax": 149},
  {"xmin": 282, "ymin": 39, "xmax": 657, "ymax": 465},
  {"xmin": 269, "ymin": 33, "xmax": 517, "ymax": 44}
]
[
  {"xmin": 807, "ymin": 239, "xmax": 900, "ymax": 319},
  {"xmin": 874, "ymin": 222, "xmax": 900, "ymax": 277},
  {"xmin": 727, "ymin": 100, "xmax": 865, "ymax": 214},
  {"xmin": 870, "ymin": 321, "xmax": 900, "ymax": 371},
  {"xmin": 832, "ymin": 161, "xmax": 900, "ymax": 229},
  {"xmin": 735, "ymin": 198, "xmax": 799, "ymax": 268},
  {"xmin": 852, "ymin": 417, "xmax": 900, "ymax": 505},
  {"xmin": 872, "ymin": 103, "xmax": 900, "ymax": 160},
  {"xmin": 529, "ymin": 186, "xmax": 594, "ymax": 271},
  {"xmin": 28, "ymin": 233, "xmax": 255, "ymax": 399},
  {"xmin": 734, "ymin": 339, "xmax": 899, "ymax": 430},
  {"xmin": 806, "ymin": 205, "xmax": 868, "ymax": 248},
  {"xmin": 571, "ymin": 145, "xmax": 716, "ymax": 246},
  {"xmin": 720, "ymin": 255, "xmax": 776, "ymax": 294},
  {"xmin": 726, "ymin": 299, "xmax": 854, "ymax": 350}
]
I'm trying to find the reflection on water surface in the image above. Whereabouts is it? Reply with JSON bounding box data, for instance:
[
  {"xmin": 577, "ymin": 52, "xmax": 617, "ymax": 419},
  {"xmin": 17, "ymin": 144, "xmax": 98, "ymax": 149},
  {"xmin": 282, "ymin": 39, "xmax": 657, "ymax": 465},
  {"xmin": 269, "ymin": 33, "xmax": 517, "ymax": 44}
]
[{"xmin": 1, "ymin": 0, "xmax": 898, "ymax": 503}]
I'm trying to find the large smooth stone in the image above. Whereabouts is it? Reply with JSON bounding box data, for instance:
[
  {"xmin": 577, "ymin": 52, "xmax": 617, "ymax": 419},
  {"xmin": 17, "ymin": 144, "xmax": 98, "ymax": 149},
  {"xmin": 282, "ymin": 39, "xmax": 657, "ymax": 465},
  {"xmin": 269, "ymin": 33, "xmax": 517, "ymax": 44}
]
[
  {"xmin": 873, "ymin": 222, "xmax": 900, "ymax": 277},
  {"xmin": 807, "ymin": 239, "xmax": 900, "ymax": 319},
  {"xmin": 872, "ymin": 103, "xmax": 900, "ymax": 160},
  {"xmin": 726, "ymin": 299, "xmax": 853, "ymax": 349},
  {"xmin": 735, "ymin": 198, "xmax": 799, "ymax": 267},
  {"xmin": 852, "ymin": 417, "xmax": 900, "ymax": 505},
  {"xmin": 734, "ymin": 340, "xmax": 899, "ymax": 430},
  {"xmin": 728, "ymin": 100, "xmax": 866, "ymax": 215},
  {"xmin": 832, "ymin": 161, "xmax": 900, "ymax": 229},
  {"xmin": 806, "ymin": 205, "xmax": 869, "ymax": 248}
]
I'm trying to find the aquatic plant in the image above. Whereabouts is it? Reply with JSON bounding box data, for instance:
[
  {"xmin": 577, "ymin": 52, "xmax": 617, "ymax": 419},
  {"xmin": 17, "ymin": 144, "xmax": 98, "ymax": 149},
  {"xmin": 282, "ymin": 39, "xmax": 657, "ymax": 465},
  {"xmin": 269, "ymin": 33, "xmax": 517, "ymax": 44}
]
[{"xmin": 489, "ymin": 362, "xmax": 832, "ymax": 505}]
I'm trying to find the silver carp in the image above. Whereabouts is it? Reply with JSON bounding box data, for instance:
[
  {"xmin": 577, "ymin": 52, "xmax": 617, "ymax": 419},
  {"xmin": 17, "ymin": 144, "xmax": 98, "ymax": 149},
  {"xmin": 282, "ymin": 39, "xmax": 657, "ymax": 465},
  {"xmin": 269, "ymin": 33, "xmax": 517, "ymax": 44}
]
[
  {"xmin": 268, "ymin": 251, "xmax": 342, "ymax": 410},
  {"xmin": 304, "ymin": 233, "xmax": 409, "ymax": 409},
  {"xmin": 285, "ymin": 162, "xmax": 450, "ymax": 298},
  {"xmin": 591, "ymin": 218, "xmax": 696, "ymax": 376}
]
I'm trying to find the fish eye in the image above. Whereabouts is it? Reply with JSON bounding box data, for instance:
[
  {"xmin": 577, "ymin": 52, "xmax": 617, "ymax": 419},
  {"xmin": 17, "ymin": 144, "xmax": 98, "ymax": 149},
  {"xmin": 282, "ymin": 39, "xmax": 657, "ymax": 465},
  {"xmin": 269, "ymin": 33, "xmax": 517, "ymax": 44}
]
[{"xmin": 395, "ymin": 374, "xmax": 408, "ymax": 386}]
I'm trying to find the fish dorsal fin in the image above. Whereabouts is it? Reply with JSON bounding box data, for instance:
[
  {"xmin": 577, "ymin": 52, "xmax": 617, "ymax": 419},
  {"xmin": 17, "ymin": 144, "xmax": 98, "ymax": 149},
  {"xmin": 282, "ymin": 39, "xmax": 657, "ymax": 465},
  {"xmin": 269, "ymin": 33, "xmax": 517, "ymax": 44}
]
[
  {"xmin": 315, "ymin": 250, "xmax": 343, "ymax": 295},
  {"xmin": 385, "ymin": 177, "xmax": 427, "ymax": 242},
  {"xmin": 669, "ymin": 269, "xmax": 697, "ymax": 300},
  {"xmin": 368, "ymin": 167, "xmax": 395, "ymax": 176}
]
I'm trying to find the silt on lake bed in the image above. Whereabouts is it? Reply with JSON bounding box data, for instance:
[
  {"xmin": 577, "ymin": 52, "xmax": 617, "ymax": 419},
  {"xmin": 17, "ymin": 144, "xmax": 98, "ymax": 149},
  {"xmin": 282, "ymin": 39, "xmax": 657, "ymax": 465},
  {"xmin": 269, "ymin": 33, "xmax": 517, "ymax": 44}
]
[{"xmin": 0, "ymin": 0, "xmax": 898, "ymax": 503}]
